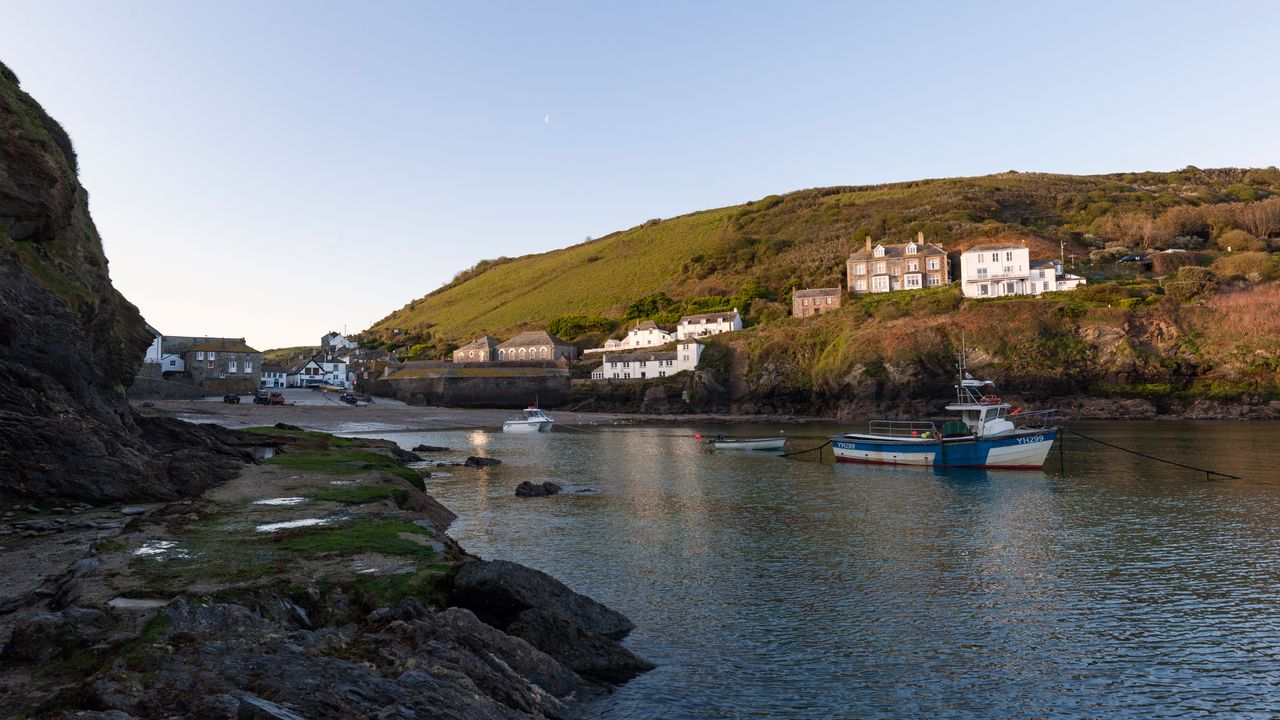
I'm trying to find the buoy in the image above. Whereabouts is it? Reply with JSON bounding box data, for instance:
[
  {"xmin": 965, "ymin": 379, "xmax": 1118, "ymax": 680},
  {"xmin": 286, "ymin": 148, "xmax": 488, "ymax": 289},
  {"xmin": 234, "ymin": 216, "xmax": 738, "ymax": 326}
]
[{"xmin": 694, "ymin": 433, "xmax": 701, "ymax": 441}]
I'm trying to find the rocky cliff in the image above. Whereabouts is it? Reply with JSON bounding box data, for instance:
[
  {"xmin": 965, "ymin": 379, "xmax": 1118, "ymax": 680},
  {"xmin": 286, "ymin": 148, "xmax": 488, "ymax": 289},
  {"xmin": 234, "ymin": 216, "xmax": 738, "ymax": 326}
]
[{"xmin": 0, "ymin": 61, "xmax": 255, "ymax": 501}]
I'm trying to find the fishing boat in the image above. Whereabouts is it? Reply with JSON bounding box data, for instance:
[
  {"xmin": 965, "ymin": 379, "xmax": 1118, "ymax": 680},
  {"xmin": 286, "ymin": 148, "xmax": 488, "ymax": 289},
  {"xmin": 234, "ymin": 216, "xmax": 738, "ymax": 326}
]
[
  {"xmin": 829, "ymin": 354, "xmax": 1058, "ymax": 469},
  {"xmin": 710, "ymin": 435, "xmax": 787, "ymax": 451},
  {"xmin": 502, "ymin": 407, "xmax": 554, "ymax": 433}
]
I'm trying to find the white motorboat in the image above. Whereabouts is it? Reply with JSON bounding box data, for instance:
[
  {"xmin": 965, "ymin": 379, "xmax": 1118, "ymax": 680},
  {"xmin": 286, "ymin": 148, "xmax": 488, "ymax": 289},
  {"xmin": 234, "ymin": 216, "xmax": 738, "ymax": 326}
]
[{"xmin": 503, "ymin": 407, "xmax": 554, "ymax": 433}]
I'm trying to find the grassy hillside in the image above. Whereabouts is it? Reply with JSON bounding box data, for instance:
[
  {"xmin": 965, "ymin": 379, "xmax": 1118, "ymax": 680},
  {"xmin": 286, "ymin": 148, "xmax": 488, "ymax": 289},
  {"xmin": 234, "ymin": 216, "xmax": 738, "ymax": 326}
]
[{"xmin": 368, "ymin": 168, "xmax": 1280, "ymax": 356}]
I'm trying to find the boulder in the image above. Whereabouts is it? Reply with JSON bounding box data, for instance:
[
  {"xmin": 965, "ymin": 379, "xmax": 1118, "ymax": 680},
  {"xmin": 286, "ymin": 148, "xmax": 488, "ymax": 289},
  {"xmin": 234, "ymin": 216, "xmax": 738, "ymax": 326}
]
[
  {"xmin": 464, "ymin": 456, "xmax": 502, "ymax": 468},
  {"xmin": 450, "ymin": 559, "xmax": 635, "ymax": 640},
  {"xmin": 515, "ymin": 481, "xmax": 562, "ymax": 498},
  {"xmin": 507, "ymin": 607, "xmax": 654, "ymax": 683},
  {"xmin": 411, "ymin": 445, "xmax": 449, "ymax": 453}
]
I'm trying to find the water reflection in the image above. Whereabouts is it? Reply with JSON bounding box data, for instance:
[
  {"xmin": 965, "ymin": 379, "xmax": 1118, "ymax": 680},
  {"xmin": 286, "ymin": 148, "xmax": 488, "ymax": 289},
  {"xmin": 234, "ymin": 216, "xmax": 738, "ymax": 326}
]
[{"xmin": 341, "ymin": 421, "xmax": 1280, "ymax": 719}]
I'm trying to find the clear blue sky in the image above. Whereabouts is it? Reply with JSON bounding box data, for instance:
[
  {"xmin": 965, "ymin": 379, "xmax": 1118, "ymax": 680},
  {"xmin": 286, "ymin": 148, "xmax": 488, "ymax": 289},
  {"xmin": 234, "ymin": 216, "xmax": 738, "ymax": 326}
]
[{"xmin": 3, "ymin": 1, "xmax": 1277, "ymax": 349}]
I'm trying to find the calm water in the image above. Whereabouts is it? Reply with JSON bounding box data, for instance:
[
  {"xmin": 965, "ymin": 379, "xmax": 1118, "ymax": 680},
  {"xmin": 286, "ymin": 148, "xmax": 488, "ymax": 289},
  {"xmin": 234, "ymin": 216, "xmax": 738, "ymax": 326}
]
[{"xmin": 349, "ymin": 421, "xmax": 1280, "ymax": 719}]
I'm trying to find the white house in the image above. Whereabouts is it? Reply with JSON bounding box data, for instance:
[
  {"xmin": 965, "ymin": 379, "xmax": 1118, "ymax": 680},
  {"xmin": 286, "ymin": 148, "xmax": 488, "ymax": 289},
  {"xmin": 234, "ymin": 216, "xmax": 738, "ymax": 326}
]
[
  {"xmin": 959, "ymin": 245, "xmax": 1086, "ymax": 298},
  {"xmin": 586, "ymin": 320, "xmax": 676, "ymax": 355},
  {"xmin": 142, "ymin": 324, "xmax": 163, "ymax": 364},
  {"xmin": 676, "ymin": 309, "xmax": 742, "ymax": 340},
  {"xmin": 321, "ymin": 331, "xmax": 358, "ymax": 353},
  {"xmin": 286, "ymin": 358, "xmax": 327, "ymax": 387},
  {"xmin": 260, "ymin": 364, "xmax": 287, "ymax": 388},
  {"xmin": 593, "ymin": 339, "xmax": 703, "ymax": 381},
  {"xmin": 583, "ymin": 338, "xmax": 625, "ymax": 356},
  {"xmin": 158, "ymin": 353, "xmax": 185, "ymax": 374},
  {"xmin": 322, "ymin": 357, "xmax": 349, "ymax": 387}
]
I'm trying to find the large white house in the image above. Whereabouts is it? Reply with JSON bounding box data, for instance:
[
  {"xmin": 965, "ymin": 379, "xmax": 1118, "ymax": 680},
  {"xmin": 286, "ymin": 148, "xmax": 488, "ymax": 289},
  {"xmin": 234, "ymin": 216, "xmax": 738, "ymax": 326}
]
[
  {"xmin": 959, "ymin": 245, "xmax": 1086, "ymax": 298},
  {"xmin": 593, "ymin": 339, "xmax": 703, "ymax": 381},
  {"xmin": 676, "ymin": 309, "xmax": 742, "ymax": 340},
  {"xmin": 584, "ymin": 321, "xmax": 676, "ymax": 355}
]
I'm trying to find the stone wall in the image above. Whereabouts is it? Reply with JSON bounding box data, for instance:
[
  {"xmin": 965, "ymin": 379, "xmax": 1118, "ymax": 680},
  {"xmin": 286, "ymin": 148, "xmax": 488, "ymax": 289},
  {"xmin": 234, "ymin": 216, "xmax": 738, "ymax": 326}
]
[{"xmin": 365, "ymin": 368, "xmax": 571, "ymax": 408}]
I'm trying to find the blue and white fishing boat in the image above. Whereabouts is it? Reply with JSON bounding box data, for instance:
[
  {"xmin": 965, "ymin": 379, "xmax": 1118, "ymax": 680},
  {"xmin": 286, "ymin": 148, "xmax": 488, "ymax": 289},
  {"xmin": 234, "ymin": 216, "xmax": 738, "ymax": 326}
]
[{"xmin": 830, "ymin": 355, "xmax": 1058, "ymax": 469}]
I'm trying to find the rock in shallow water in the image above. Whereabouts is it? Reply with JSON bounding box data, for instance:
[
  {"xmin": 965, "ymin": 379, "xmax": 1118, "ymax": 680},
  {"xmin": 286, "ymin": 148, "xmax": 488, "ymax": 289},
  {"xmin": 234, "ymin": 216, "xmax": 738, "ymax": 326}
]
[
  {"xmin": 464, "ymin": 456, "xmax": 502, "ymax": 467},
  {"xmin": 450, "ymin": 560, "xmax": 635, "ymax": 640},
  {"xmin": 515, "ymin": 481, "xmax": 562, "ymax": 497}
]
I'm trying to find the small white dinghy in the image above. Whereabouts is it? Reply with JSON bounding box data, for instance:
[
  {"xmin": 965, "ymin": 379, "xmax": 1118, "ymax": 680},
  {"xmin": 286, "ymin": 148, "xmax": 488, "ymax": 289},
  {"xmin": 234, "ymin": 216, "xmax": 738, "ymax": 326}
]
[
  {"xmin": 709, "ymin": 435, "xmax": 786, "ymax": 451},
  {"xmin": 503, "ymin": 407, "xmax": 554, "ymax": 433}
]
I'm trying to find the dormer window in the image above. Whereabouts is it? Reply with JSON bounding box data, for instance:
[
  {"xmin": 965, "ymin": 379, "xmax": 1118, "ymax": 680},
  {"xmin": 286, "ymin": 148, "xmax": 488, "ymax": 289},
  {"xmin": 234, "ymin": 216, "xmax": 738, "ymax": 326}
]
[
  {"xmin": 873, "ymin": 245, "xmax": 886, "ymax": 258},
  {"xmin": 906, "ymin": 242, "xmax": 918, "ymax": 254}
]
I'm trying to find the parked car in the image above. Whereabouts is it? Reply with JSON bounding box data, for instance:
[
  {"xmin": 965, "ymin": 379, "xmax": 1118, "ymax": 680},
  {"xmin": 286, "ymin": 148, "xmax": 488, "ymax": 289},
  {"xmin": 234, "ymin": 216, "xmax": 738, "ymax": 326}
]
[
  {"xmin": 268, "ymin": 391, "xmax": 285, "ymax": 405},
  {"xmin": 1117, "ymin": 255, "xmax": 1147, "ymax": 264},
  {"xmin": 339, "ymin": 393, "xmax": 357, "ymax": 405},
  {"xmin": 222, "ymin": 394, "xmax": 241, "ymax": 404}
]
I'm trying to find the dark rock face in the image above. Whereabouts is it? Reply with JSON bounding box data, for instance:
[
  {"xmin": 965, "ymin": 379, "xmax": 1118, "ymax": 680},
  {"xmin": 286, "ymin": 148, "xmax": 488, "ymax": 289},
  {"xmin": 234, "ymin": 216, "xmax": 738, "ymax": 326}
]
[
  {"xmin": 507, "ymin": 607, "xmax": 655, "ymax": 682},
  {"xmin": 464, "ymin": 456, "xmax": 501, "ymax": 467},
  {"xmin": 73, "ymin": 599, "xmax": 588, "ymax": 720},
  {"xmin": 451, "ymin": 560, "xmax": 635, "ymax": 639},
  {"xmin": 449, "ymin": 559, "xmax": 650, "ymax": 685},
  {"xmin": 0, "ymin": 61, "xmax": 262, "ymax": 503},
  {"xmin": 515, "ymin": 481, "xmax": 562, "ymax": 497},
  {"xmin": 412, "ymin": 444, "xmax": 449, "ymax": 452}
]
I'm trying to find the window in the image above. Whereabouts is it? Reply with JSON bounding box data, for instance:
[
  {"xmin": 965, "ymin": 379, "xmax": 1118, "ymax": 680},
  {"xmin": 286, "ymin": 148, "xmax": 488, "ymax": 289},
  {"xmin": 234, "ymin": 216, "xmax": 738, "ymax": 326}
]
[
  {"xmin": 1005, "ymin": 251, "xmax": 1013, "ymax": 262},
  {"xmin": 245, "ymin": 362, "xmax": 253, "ymax": 373},
  {"xmin": 209, "ymin": 352, "xmax": 216, "ymax": 360},
  {"xmin": 801, "ymin": 298, "xmax": 809, "ymax": 306},
  {"xmin": 905, "ymin": 275, "xmax": 921, "ymax": 288},
  {"xmin": 1005, "ymin": 282, "xmax": 1016, "ymax": 294},
  {"xmin": 1003, "ymin": 265, "xmax": 1014, "ymax": 274},
  {"xmin": 874, "ymin": 246, "xmax": 885, "ymax": 257},
  {"xmin": 207, "ymin": 361, "xmax": 214, "ymax": 369},
  {"xmin": 906, "ymin": 243, "xmax": 917, "ymax": 254},
  {"xmin": 855, "ymin": 279, "xmax": 867, "ymax": 291},
  {"xmin": 871, "ymin": 276, "xmax": 890, "ymax": 292},
  {"xmin": 228, "ymin": 361, "xmax": 237, "ymax": 373},
  {"xmin": 168, "ymin": 359, "xmax": 176, "ymax": 367},
  {"xmin": 875, "ymin": 261, "xmax": 886, "ymax": 274},
  {"xmin": 622, "ymin": 362, "xmax": 629, "ymax": 368},
  {"xmin": 927, "ymin": 274, "xmax": 941, "ymax": 286},
  {"xmin": 977, "ymin": 267, "xmax": 988, "ymax": 278},
  {"xmin": 980, "ymin": 284, "xmax": 989, "ymax": 296},
  {"xmin": 990, "ymin": 253, "xmax": 998, "ymax": 262},
  {"xmin": 825, "ymin": 297, "xmax": 832, "ymax": 305},
  {"xmin": 854, "ymin": 263, "xmax": 866, "ymax": 275},
  {"xmin": 928, "ymin": 258, "xmax": 939, "ymax": 270},
  {"xmin": 1029, "ymin": 282, "xmax": 1038, "ymax": 294},
  {"xmin": 196, "ymin": 351, "xmax": 204, "ymax": 360}
]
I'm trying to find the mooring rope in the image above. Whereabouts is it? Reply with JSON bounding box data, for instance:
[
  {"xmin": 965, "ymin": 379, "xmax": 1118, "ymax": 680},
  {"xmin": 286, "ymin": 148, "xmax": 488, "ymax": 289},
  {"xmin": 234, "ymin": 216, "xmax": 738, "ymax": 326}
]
[
  {"xmin": 1062, "ymin": 427, "xmax": 1241, "ymax": 480},
  {"xmin": 780, "ymin": 440, "xmax": 831, "ymax": 458}
]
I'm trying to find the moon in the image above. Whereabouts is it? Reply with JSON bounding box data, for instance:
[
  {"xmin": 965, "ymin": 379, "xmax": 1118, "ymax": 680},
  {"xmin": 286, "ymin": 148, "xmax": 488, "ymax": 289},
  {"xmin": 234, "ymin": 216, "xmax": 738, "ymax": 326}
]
[{"xmin": 544, "ymin": 115, "xmax": 551, "ymax": 124}]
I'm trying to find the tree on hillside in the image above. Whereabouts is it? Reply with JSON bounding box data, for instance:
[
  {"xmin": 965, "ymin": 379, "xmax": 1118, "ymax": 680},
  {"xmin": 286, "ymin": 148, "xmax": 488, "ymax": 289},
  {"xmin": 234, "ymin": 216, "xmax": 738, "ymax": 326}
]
[{"xmin": 1234, "ymin": 198, "xmax": 1280, "ymax": 239}]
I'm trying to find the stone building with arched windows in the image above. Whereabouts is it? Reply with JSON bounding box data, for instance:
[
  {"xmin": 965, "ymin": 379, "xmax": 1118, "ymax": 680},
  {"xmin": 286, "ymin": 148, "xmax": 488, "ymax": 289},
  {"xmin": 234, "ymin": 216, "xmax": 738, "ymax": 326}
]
[
  {"xmin": 495, "ymin": 330, "xmax": 577, "ymax": 363},
  {"xmin": 452, "ymin": 336, "xmax": 500, "ymax": 363}
]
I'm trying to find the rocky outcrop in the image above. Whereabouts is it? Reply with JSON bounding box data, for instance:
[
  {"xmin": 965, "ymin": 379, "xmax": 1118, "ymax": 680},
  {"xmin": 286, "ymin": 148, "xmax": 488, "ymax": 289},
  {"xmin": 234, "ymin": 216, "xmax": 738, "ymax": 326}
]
[
  {"xmin": 515, "ymin": 481, "xmax": 562, "ymax": 497},
  {"xmin": 0, "ymin": 61, "xmax": 270, "ymax": 503},
  {"xmin": 449, "ymin": 560, "xmax": 652, "ymax": 682}
]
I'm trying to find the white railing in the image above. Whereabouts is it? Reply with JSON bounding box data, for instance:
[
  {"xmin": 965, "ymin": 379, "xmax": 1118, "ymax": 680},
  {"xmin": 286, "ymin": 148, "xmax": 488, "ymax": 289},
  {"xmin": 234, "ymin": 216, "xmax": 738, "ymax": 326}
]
[{"xmin": 869, "ymin": 419, "xmax": 940, "ymax": 438}]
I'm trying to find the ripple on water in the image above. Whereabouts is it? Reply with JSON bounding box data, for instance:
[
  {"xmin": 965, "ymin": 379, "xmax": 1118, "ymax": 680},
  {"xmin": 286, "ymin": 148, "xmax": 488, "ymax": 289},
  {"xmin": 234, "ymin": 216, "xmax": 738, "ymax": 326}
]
[{"xmin": 252, "ymin": 497, "xmax": 308, "ymax": 506}]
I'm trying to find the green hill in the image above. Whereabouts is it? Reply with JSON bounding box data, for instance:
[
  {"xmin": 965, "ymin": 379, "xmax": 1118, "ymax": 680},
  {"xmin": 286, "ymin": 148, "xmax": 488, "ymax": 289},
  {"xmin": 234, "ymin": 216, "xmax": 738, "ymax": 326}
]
[{"xmin": 367, "ymin": 167, "xmax": 1280, "ymax": 356}]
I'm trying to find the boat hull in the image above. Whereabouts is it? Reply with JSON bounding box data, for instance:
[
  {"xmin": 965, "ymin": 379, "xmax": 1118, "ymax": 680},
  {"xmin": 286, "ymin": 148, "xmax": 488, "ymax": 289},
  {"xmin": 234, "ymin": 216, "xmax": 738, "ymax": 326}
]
[
  {"xmin": 830, "ymin": 428, "xmax": 1057, "ymax": 469},
  {"xmin": 711, "ymin": 437, "xmax": 786, "ymax": 451},
  {"xmin": 503, "ymin": 420, "xmax": 553, "ymax": 433}
]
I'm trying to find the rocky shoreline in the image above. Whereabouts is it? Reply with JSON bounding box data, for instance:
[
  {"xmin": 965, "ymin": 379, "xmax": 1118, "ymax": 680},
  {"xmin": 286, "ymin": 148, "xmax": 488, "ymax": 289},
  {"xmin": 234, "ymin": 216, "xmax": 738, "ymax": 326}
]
[{"xmin": 0, "ymin": 425, "xmax": 652, "ymax": 719}]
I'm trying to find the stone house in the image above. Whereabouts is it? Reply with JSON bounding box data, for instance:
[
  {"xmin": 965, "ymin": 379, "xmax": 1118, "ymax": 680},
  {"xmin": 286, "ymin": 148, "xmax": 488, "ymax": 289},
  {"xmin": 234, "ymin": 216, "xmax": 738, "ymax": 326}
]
[
  {"xmin": 452, "ymin": 336, "xmax": 500, "ymax": 363},
  {"xmin": 593, "ymin": 340, "xmax": 703, "ymax": 381},
  {"xmin": 182, "ymin": 339, "xmax": 262, "ymax": 393},
  {"xmin": 846, "ymin": 232, "xmax": 950, "ymax": 294},
  {"xmin": 676, "ymin": 309, "xmax": 742, "ymax": 340},
  {"xmin": 496, "ymin": 331, "xmax": 578, "ymax": 362},
  {"xmin": 792, "ymin": 288, "xmax": 842, "ymax": 317}
]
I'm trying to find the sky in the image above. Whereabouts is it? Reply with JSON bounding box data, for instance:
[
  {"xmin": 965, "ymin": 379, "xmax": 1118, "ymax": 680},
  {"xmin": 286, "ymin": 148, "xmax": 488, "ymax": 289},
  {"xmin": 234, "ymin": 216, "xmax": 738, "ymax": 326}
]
[{"xmin": 2, "ymin": 1, "xmax": 1278, "ymax": 349}]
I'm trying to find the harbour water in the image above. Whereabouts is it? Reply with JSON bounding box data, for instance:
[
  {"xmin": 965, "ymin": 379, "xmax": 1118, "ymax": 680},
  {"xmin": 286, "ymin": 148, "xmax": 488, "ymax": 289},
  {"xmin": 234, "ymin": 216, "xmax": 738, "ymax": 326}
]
[{"xmin": 350, "ymin": 421, "xmax": 1280, "ymax": 719}]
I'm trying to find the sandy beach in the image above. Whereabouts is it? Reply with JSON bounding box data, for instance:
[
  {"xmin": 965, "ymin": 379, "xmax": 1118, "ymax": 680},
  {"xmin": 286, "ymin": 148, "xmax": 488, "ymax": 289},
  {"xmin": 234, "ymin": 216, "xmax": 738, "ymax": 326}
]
[{"xmin": 136, "ymin": 389, "xmax": 819, "ymax": 435}]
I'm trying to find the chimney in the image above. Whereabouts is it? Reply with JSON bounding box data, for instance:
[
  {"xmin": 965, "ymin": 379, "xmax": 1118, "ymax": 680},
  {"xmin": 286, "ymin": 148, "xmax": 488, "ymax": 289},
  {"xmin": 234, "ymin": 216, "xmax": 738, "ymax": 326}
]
[
  {"xmin": 865, "ymin": 235, "xmax": 873, "ymax": 254},
  {"xmin": 917, "ymin": 231, "xmax": 925, "ymax": 244}
]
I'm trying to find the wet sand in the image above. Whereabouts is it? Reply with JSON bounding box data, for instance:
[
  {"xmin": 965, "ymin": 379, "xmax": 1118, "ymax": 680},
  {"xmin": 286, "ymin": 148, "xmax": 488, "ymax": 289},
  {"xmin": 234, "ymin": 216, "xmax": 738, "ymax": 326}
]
[{"xmin": 136, "ymin": 392, "xmax": 819, "ymax": 435}]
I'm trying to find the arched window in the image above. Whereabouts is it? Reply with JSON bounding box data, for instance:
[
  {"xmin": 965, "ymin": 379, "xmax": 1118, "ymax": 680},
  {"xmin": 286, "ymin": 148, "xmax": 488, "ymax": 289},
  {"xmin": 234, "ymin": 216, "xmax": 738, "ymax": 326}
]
[
  {"xmin": 540, "ymin": 346, "xmax": 548, "ymax": 358},
  {"xmin": 519, "ymin": 348, "xmax": 527, "ymax": 359},
  {"xmin": 498, "ymin": 349, "xmax": 505, "ymax": 360}
]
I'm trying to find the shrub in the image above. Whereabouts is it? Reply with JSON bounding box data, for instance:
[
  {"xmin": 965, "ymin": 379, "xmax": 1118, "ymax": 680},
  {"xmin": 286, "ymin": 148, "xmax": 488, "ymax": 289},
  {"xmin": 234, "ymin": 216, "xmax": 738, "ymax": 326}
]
[
  {"xmin": 1149, "ymin": 251, "xmax": 1205, "ymax": 276},
  {"xmin": 1162, "ymin": 265, "xmax": 1219, "ymax": 302},
  {"xmin": 547, "ymin": 314, "xmax": 614, "ymax": 341},
  {"xmin": 1216, "ymin": 229, "xmax": 1266, "ymax": 252},
  {"xmin": 1089, "ymin": 244, "xmax": 1132, "ymax": 263},
  {"xmin": 1211, "ymin": 252, "xmax": 1278, "ymax": 283}
]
